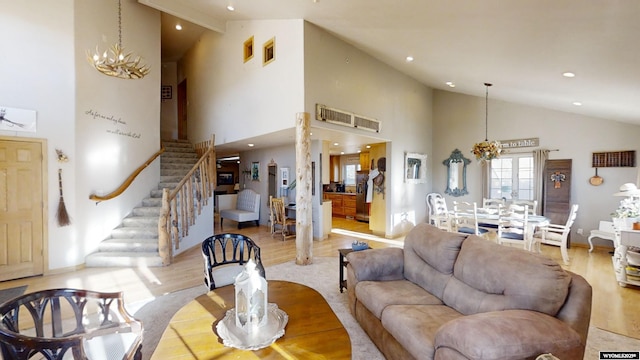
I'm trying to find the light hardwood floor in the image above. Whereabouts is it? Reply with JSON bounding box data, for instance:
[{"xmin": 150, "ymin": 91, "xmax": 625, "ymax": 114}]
[{"xmin": 1, "ymin": 217, "xmax": 639, "ymax": 341}]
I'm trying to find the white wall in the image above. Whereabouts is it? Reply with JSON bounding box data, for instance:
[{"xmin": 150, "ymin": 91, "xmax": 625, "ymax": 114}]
[
  {"xmin": 180, "ymin": 20, "xmax": 305, "ymax": 146},
  {"xmin": 433, "ymin": 89, "xmax": 640, "ymax": 247},
  {"xmin": 0, "ymin": 0, "xmax": 76, "ymax": 271},
  {"xmin": 303, "ymin": 22, "xmax": 434, "ymax": 237},
  {"xmin": 1, "ymin": 0, "xmax": 162, "ymax": 271}
]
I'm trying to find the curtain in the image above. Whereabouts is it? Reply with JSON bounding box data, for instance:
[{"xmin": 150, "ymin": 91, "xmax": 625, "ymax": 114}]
[{"xmin": 533, "ymin": 149, "xmax": 549, "ymax": 214}]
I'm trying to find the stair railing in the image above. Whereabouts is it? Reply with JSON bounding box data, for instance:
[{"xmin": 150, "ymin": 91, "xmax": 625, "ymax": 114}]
[
  {"xmin": 89, "ymin": 144, "xmax": 166, "ymax": 202},
  {"xmin": 158, "ymin": 135, "xmax": 216, "ymax": 265}
]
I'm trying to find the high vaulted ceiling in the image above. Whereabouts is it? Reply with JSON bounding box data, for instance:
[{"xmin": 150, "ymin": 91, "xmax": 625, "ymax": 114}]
[{"xmin": 145, "ymin": 0, "xmax": 640, "ymax": 156}]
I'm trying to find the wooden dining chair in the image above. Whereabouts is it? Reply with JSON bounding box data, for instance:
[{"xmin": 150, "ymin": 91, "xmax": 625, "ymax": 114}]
[{"xmin": 269, "ymin": 196, "xmax": 296, "ymax": 240}]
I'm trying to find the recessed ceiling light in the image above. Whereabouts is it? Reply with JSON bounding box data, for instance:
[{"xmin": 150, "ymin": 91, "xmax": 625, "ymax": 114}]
[
  {"xmin": 340, "ymin": 151, "xmax": 345, "ymax": 155},
  {"xmin": 572, "ymin": 101, "xmax": 582, "ymax": 106},
  {"xmin": 366, "ymin": 145, "xmax": 371, "ymax": 149},
  {"xmin": 445, "ymin": 81, "xmax": 456, "ymax": 88},
  {"xmin": 406, "ymin": 56, "xmax": 414, "ymax": 62},
  {"xmin": 227, "ymin": 5, "xmax": 235, "ymax": 11},
  {"xmin": 175, "ymin": 24, "xmax": 182, "ymax": 31},
  {"xmin": 248, "ymin": 143, "xmax": 254, "ymax": 147},
  {"xmin": 333, "ymin": 142, "xmax": 339, "ymax": 146},
  {"xmin": 562, "ymin": 72, "xmax": 576, "ymax": 78},
  {"xmin": 357, "ymin": 150, "xmax": 361, "ymax": 153}
]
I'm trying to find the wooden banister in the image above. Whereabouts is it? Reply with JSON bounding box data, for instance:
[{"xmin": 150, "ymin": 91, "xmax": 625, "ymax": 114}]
[
  {"xmin": 89, "ymin": 144, "xmax": 166, "ymax": 203},
  {"xmin": 158, "ymin": 135, "xmax": 216, "ymax": 265}
]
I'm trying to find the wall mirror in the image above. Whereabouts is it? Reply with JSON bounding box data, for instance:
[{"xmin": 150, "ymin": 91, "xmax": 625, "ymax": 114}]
[
  {"xmin": 405, "ymin": 152, "xmax": 427, "ymax": 184},
  {"xmin": 443, "ymin": 149, "xmax": 470, "ymax": 197}
]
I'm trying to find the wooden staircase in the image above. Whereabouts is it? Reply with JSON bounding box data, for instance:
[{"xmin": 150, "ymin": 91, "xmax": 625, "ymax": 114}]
[{"xmin": 85, "ymin": 140, "xmax": 200, "ymax": 267}]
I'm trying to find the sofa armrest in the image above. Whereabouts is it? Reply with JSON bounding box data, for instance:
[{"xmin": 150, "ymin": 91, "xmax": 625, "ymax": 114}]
[
  {"xmin": 434, "ymin": 310, "xmax": 583, "ymax": 360},
  {"xmin": 347, "ymin": 247, "xmax": 404, "ymax": 282},
  {"xmin": 555, "ymin": 271, "xmax": 592, "ymax": 346}
]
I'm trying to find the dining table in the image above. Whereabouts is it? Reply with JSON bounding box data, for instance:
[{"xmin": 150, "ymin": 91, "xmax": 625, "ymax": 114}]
[{"xmin": 452, "ymin": 207, "xmax": 550, "ymax": 250}]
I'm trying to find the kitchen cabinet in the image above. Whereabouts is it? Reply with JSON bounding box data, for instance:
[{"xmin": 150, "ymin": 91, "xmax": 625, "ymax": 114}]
[
  {"xmin": 323, "ymin": 193, "xmax": 356, "ymax": 217},
  {"xmin": 330, "ymin": 156, "xmax": 340, "ymax": 182},
  {"xmin": 325, "ymin": 193, "xmax": 344, "ymax": 216},
  {"xmin": 359, "ymin": 152, "xmax": 370, "ymax": 171},
  {"xmin": 343, "ymin": 195, "xmax": 356, "ymax": 218}
]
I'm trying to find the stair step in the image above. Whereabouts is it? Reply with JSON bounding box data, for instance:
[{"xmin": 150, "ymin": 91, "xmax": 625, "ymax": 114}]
[
  {"xmin": 98, "ymin": 238, "xmax": 159, "ymax": 252},
  {"xmin": 85, "ymin": 252, "xmax": 164, "ymax": 267},
  {"xmin": 161, "ymin": 163, "xmax": 196, "ymax": 170},
  {"xmin": 123, "ymin": 216, "xmax": 158, "ymax": 227},
  {"xmin": 161, "ymin": 175, "xmax": 183, "ymax": 183},
  {"xmin": 132, "ymin": 207, "xmax": 162, "ymax": 216},
  {"xmin": 162, "ymin": 153, "xmax": 198, "ymax": 160},
  {"xmin": 110, "ymin": 227, "xmax": 158, "ymax": 239},
  {"xmin": 141, "ymin": 197, "xmax": 162, "ymax": 207},
  {"xmin": 161, "ymin": 169, "xmax": 192, "ymax": 176}
]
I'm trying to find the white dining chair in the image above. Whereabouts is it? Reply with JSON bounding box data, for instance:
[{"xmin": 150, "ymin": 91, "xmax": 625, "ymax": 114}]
[
  {"xmin": 452, "ymin": 201, "xmax": 489, "ymax": 237},
  {"xmin": 426, "ymin": 193, "xmax": 452, "ymax": 231},
  {"xmin": 497, "ymin": 204, "xmax": 531, "ymax": 250},
  {"xmin": 534, "ymin": 204, "xmax": 579, "ymax": 265},
  {"xmin": 511, "ymin": 199, "xmax": 539, "ymax": 216}
]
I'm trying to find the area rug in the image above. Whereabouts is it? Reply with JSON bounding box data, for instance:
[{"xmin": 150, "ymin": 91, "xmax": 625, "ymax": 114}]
[
  {"xmin": 0, "ymin": 285, "xmax": 27, "ymax": 305},
  {"xmin": 131, "ymin": 257, "xmax": 640, "ymax": 360}
]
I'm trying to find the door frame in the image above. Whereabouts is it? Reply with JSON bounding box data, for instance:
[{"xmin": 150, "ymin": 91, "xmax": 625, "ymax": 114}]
[{"xmin": 0, "ymin": 136, "xmax": 48, "ymax": 279}]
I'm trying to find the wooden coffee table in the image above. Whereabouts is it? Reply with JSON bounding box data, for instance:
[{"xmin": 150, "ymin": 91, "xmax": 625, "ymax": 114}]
[{"xmin": 151, "ymin": 280, "xmax": 351, "ymax": 359}]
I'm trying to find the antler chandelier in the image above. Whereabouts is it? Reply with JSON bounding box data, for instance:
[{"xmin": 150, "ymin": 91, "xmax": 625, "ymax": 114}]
[
  {"xmin": 471, "ymin": 83, "xmax": 502, "ymax": 163},
  {"xmin": 87, "ymin": 0, "xmax": 150, "ymax": 79}
]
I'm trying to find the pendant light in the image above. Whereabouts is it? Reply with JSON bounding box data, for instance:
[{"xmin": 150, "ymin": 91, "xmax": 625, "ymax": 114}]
[
  {"xmin": 471, "ymin": 83, "xmax": 502, "ymax": 163},
  {"xmin": 87, "ymin": 0, "xmax": 150, "ymax": 79}
]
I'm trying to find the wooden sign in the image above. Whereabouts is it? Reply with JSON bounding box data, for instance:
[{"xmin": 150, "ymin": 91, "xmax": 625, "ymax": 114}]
[{"xmin": 500, "ymin": 137, "xmax": 539, "ymax": 149}]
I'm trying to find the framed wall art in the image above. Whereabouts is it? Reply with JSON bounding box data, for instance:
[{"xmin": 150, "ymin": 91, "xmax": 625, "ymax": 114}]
[
  {"xmin": 405, "ymin": 152, "xmax": 427, "ymax": 184},
  {"xmin": 251, "ymin": 161, "xmax": 260, "ymax": 181},
  {"xmin": 217, "ymin": 172, "xmax": 235, "ymax": 186},
  {"xmin": 161, "ymin": 85, "xmax": 172, "ymax": 100}
]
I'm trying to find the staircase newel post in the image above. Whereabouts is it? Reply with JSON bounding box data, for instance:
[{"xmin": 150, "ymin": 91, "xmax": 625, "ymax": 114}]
[{"xmin": 159, "ymin": 188, "xmax": 172, "ymax": 265}]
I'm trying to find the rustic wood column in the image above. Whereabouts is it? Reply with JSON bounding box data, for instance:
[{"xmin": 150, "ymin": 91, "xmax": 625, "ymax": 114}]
[{"xmin": 295, "ymin": 112, "xmax": 313, "ymax": 265}]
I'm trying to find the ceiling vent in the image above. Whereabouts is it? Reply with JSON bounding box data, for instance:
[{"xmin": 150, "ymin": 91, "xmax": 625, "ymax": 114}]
[{"xmin": 315, "ymin": 104, "xmax": 381, "ymax": 133}]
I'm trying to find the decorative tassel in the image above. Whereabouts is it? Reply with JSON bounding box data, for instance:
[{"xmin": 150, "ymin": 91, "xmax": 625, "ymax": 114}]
[{"xmin": 56, "ymin": 169, "xmax": 71, "ymax": 227}]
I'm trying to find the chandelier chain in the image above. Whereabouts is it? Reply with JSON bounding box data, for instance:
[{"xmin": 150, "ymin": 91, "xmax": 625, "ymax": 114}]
[
  {"xmin": 484, "ymin": 82, "xmax": 492, "ymax": 141},
  {"xmin": 118, "ymin": 0, "xmax": 123, "ymax": 48}
]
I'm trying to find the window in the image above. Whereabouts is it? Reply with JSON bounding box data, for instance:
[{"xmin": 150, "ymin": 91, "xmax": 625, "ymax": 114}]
[
  {"xmin": 344, "ymin": 164, "xmax": 357, "ymax": 185},
  {"xmin": 488, "ymin": 154, "xmax": 534, "ymax": 200}
]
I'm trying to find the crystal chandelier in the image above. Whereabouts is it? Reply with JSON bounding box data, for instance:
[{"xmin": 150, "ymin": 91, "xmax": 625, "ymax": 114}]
[
  {"xmin": 471, "ymin": 83, "xmax": 502, "ymax": 163},
  {"xmin": 86, "ymin": 0, "xmax": 150, "ymax": 79}
]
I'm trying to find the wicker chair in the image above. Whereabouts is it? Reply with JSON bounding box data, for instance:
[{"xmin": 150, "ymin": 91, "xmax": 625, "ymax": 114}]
[
  {"xmin": 202, "ymin": 233, "xmax": 266, "ymax": 290},
  {"xmin": 0, "ymin": 288, "xmax": 143, "ymax": 360}
]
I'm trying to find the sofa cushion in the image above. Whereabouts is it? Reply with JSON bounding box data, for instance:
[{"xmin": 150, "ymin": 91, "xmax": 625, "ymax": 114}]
[
  {"xmin": 381, "ymin": 304, "xmax": 463, "ymax": 360},
  {"xmin": 434, "ymin": 310, "xmax": 583, "ymax": 360},
  {"xmin": 355, "ymin": 279, "xmax": 443, "ymax": 318},
  {"xmin": 404, "ymin": 224, "xmax": 467, "ymax": 300},
  {"xmin": 443, "ymin": 235, "xmax": 571, "ymax": 316}
]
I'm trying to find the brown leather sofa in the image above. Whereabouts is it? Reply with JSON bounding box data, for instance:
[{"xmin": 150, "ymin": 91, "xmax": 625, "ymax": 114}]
[{"xmin": 346, "ymin": 224, "xmax": 592, "ymax": 360}]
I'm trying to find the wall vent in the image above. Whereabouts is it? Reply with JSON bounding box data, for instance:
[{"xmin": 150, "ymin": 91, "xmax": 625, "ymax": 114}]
[
  {"xmin": 315, "ymin": 104, "xmax": 380, "ymax": 133},
  {"xmin": 354, "ymin": 115, "xmax": 381, "ymax": 133}
]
